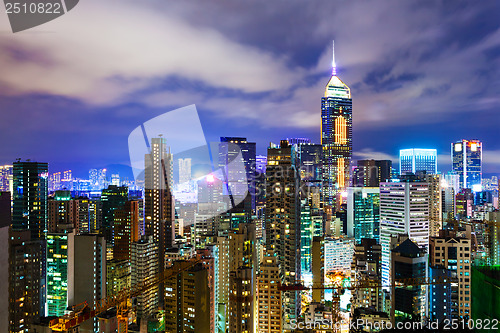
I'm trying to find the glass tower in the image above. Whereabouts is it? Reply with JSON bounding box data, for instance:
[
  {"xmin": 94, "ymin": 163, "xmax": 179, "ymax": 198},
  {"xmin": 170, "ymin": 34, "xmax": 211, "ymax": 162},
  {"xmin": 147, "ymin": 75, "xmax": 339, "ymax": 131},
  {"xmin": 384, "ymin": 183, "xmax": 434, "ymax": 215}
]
[
  {"xmin": 347, "ymin": 187, "xmax": 380, "ymax": 243},
  {"xmin": 46, "ymin": 233, "xmax": 68, "ymax": 316},
  {"xmin": 321, "ymin": 41, "xmax": 352, "ymax": 210},
  {"xmin": 399, "ymin": 148, "xmax": 437, "ymax": 175},
  {"xmin": 451, "ymin": 140, "xmax": 482, "ymax": 191}
]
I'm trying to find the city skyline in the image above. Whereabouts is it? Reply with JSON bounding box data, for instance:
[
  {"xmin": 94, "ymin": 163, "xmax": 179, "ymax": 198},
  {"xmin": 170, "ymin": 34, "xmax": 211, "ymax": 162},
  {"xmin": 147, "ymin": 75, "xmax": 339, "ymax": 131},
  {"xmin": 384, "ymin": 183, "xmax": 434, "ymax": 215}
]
[{"xmin": 0, "ymin": 1, "xmax": 499, "ymax": 177}]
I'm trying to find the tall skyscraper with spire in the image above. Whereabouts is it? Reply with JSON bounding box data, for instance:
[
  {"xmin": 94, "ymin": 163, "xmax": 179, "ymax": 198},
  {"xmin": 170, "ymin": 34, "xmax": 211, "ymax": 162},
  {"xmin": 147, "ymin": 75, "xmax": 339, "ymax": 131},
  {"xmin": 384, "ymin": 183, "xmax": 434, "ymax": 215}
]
[{"xmin": 321, "ymin": 41, "xmax": 352, "ymax": 210}]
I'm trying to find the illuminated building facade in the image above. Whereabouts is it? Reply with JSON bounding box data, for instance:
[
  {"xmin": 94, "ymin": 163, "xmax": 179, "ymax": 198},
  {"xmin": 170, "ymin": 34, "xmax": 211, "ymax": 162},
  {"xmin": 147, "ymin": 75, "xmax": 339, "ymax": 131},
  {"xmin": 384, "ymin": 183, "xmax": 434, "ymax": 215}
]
[
  {"xmin": 0, "ymin": 164, "xmax": 13, "ymax": 193},
  {"xmin": 113, "ymin": 200, "xmax": 140, "ymax": 261},
  {"xmin": 12, "ymin": 161, "xmax": 48, "ymax": 240},
  {"xmin": 347, "ymin": 187, "xmax": 380, "ymax": 243},
  {"xmin": 8, "ymin": 230, "xmax": 44, "ymax": 333},
  {"xmin": 257, "ymin": 255, "xmax": 282, "ymax": 333},
  {"xmin": 429, "ymin": 232, "xmax": 471, "ymax": 319},
  {"xmin": 101, "ymin": 185, "xmax": 128, "ymax": 246},
  {"xmin": 399, "ymin": 148, "xmax": 437, "ymax": 175},
  {"xmin": 321, "ymin": 42, "xmax": 352, "ymax": 210},
  {"xmin": 106, "ymin": 259, "xmax": 131, "ymax": 297},
  {"xmin": 451, "ymin": 140, "xmax": 482, "ymax": 191},
  {"xmin": 265, "ymin": 140, "xmax": 300, "ymax": 328},
  {"xmin": 380, "ymin": 181, "xmax": 429, "ymax": 287},
  {"xmin": 46, "ymin": 233, "xmax": 69, "ymax": 317},
  {"xmin": 352, "ymin": 159, "xmax": 392, "ymax": 187}
]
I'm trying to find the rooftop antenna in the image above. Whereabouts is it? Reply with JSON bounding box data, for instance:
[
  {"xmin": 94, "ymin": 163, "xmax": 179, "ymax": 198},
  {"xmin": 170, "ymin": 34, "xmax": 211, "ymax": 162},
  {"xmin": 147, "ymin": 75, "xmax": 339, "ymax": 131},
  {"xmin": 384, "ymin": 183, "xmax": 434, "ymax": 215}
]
[{"xmin": 332, "ymin": 40, "xmax": 337, "ymax": 76}]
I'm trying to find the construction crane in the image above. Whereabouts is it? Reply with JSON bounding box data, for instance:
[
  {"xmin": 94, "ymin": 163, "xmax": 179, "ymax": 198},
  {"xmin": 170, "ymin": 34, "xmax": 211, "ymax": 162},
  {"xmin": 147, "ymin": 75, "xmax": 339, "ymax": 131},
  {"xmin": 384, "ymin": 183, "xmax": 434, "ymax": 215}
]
[{"xmin": 49, "ymin": 257, "xmax": 202, "ymax": 332}]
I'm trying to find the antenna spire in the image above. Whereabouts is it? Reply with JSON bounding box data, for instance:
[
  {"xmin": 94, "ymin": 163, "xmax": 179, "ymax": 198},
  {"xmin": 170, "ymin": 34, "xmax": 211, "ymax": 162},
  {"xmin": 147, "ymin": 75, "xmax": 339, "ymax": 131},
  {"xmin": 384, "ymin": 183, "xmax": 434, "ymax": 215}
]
[{"xmin": 332, "ymin": 40, "xmax": 336, "ymax": 76}]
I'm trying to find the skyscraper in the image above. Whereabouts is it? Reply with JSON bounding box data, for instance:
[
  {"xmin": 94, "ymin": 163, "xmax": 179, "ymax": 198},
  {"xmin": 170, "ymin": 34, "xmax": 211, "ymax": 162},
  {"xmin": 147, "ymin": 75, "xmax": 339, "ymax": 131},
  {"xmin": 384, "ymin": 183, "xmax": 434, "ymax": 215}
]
[
  {"xmin": 219, "ymin": 137, "xmax": 256, "ymax": 210},
  {"xmin": 380, "ymin": 181, "xmax": 429, "ymax": 287},
  {"xmin": 451, "ymin": 140, "xmax": 482, "ymax": 191},
  {"xmin": 46, "ymin": 233, "xmax": 69, "ymax": 317},
  {"xmin": 144, "ymin": 136, "xmax": 175, "ymax": 309},
  {"xmin": 12, "ymin": 161, "xmax": 48, "ymax": 240},
  {"xmin": 265, "ymin": 140, "xmax": 300, "ymax": 328},
  {"xmin": 352, "ymin": 159, "xmax": 392, "ymax": 187},
  {"xmin": 399, "ymin": 148, "xmax": 437, "ymax": 175},
  {"xmin": 178, "ymin": 158, "xmax": 192, "ymax": 184},
  {"xmin": 347, "ymin": 187, "xmax": 380, "ymax": 243},
  {"xmin": 321, "ymin": 41, "xmax": 352, "ymax": 210}
]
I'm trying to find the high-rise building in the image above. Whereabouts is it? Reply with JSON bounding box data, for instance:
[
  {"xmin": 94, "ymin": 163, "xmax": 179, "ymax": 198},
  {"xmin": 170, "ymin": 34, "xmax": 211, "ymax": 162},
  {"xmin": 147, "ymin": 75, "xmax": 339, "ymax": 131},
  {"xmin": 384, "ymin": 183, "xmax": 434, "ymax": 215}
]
[
  {"xmin": 228, "ymin": 267, "xmax": 254, "ymax": 333},
  {"xmin": 265, "ymin": 140, "xmax": 300, "ymax": 328},
  {"xmin": 257, "ymin": 255, "xmax": 282, "ymax": 333},
  {"xmin": 12, "ymin": 161, "xmax": 49, "ymax": 240},
  {"xmin": 324, "ymin": 237, "xmax": 355, "ymax": 277},
  {"xmin": 131, "ymin": 236, "xmax": 159, "ymax": 320},
  {"xmin": 144, "ymin": 137, "xmax": 175, "ymax": 307},
  {"xmin": 48, "ymin": 191, "xmax": 76, "ymax": 233},
  {"xmin": 113, "ymin": 200, "xmax": 140, "ymax": 261},
  {"xmin": 0, "ymin": 164, "xmax": 13, "ymax": 193},
  {"xmin": 390, "ymin": 237, "xmax": 428, "ymax": 323},
  {"xmin": 380, "ymin": 181, "xmax": 429, "ymax": 287},
  {"xmin": 8, "ymin": 230, "xmax": 44, "ymax": 333},
  {"xmin": 421, "ymin": 174, "xmax": 442, "ymax": 237},
  {"xmin": 429, "ymin": 231, "xmax": 472, "ymax": 319},
  {"xmin": 347, "ymin": 187, "xmax": 380, "ymax": 243},
  {"xmin": 101, "ymin": 185, "xmax": 128, "ymax": 246},
  {"xmin": 164, "ymin": 261, "xmax": 215, "ymax": 333},
  {"xmin": 471, "ymin": 266, "xmax": 500, "ymax": 323},
  {"xmin": 321, "ymin": 41, "xmax": 352, "ymax": 210},
  {"xmin": 67, "ymin": 233, "xmax": 106, "ymax": 332},
  {"xmin": 219, "ymin": 137, "xmax": 256, "ymax": 210},
  {"xmin": 399, "ymin": 149, "xmax": 437, "ymax": 175},
  {"xmin": 352, "ymin": 160, "xmax": 392, "ymax": 187},
  {"xmin": 46, "ymin": 233, "xmax": 69, "ymax": 317},
  {"xmin": 106, "ymin": 259, "xmax": 131, "ymax": 297},
  {"xmin": 178, "ymin": 158, "xmax": 192, "ymax": 184},
  {"xmin": 451, "ymin": 140, "xmax": 482, "ymax": 191}
]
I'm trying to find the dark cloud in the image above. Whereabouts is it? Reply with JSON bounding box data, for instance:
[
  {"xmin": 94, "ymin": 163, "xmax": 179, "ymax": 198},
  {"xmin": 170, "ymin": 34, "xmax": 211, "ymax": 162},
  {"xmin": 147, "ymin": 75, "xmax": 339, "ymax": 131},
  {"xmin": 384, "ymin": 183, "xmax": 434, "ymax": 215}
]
[{"xmin": 0, "ymin": 0, "xmax": 499, "ymax": 176}]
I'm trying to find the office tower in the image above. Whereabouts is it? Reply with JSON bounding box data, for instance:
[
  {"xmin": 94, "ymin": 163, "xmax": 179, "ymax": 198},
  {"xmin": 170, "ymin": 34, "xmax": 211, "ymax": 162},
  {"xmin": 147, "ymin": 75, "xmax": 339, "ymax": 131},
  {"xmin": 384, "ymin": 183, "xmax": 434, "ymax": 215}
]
[
  {"xmin": 471, "ymin": 266, "xmax": 500, "ymax": 323},
  {"xmin": 321, "ymin": 41, "xmax": 352, "ymax": 210},
  {"xmin": 265, "ymin": 140, "xmax": 300, "ymax": 328},
  {"xmin": 67, "ymin": 233, "xmax": 106, "ymax": 332},
  {"xmin": 219, "ymin": 137, "xmax": 256, "ymax": 210},
  {"xmin": 131, "ymin": 237, "xmax": 159, "ymax": 320},
  {"xmin": 228, "ymin": 267, "xmax": 254, "ymax": 333},
  {"xmin": 101, "ymin": 185, "xmax": 128, "ymax": 246},
  {"xmin": 380, "ymin": 181, "xmax": 429, "ymax": 287},
  {"xmin": 390, "ymin": 237, "xmax": 428, "ymax": 323},
  {"xmin": 441, "ymin": 175, "xmax": 457, "ymax": 221},
  {"xmin": 0, "ymin": 164, "xmax": 13, "ymax": 193},
  {"xmin": 452, "ymin": 140, "xmax": 482, "ymax": 191},
  {"xmin": 347, "ymin": 187, "xmax": 380, "ymax": 243},
  {"xmin": 178, "ymin": 158, "xmax": 192, "ymax": 184},
  {"xmin": 425, "ymin": 174, "xmax": 443, "ymax": 237},
  {"xmin": 311, "ymin": 237, "xmax": 325, "ymax": 303},
  {"xmin": 399, "ymin": 148, "xmax": 437, "ymax": 175},
  {"xmin": 12, "ymin": 161, "xmax": 49, "ymax": 240},
  {"xmin": 257, "ymin": 255, "xmax": 282, "ymax": 333},
  {"xmin": 8, "ymin": 230, "xmax": 44, "ymax": 333},
  {"xmin": 106, "ymin": 259, "xmax": 131, "ymax": 297},
  {"xmin": 113, "ymin": 200, "xmax": 140, "ymax": 261},
  {"xmin": 46, "ymin": 233, "xmax": 69, "ymax": 317},
  {"xmin": 352, "ymin": 160, "xmax": 392, "ymax": 187},
  {"xmin": 164, "ymin": 261, "xmax": 215, "ymax": 333},
  {"xmin": 429, "ymin": 231, "xmax": 472, "ymax": 319},
  {"xmin": 324, "ymin": 237, "xmax": 355, "ymax": 277}
]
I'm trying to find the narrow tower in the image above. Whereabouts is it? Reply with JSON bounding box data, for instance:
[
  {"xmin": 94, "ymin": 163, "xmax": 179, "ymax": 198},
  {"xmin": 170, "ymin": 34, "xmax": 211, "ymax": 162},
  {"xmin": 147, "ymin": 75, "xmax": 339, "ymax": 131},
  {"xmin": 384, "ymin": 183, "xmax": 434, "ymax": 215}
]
[{"xmin": 321, "ymin": 41, "xmax": 352, "ymax": 211}]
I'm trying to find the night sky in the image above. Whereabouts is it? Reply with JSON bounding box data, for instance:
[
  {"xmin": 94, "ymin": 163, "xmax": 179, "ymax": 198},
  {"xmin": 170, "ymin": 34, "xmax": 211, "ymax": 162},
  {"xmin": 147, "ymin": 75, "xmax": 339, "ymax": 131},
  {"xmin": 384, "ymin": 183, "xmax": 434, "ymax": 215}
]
[{"xmin": 1, "ymin": 0, "xmax": 499, "ymax": 179}]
